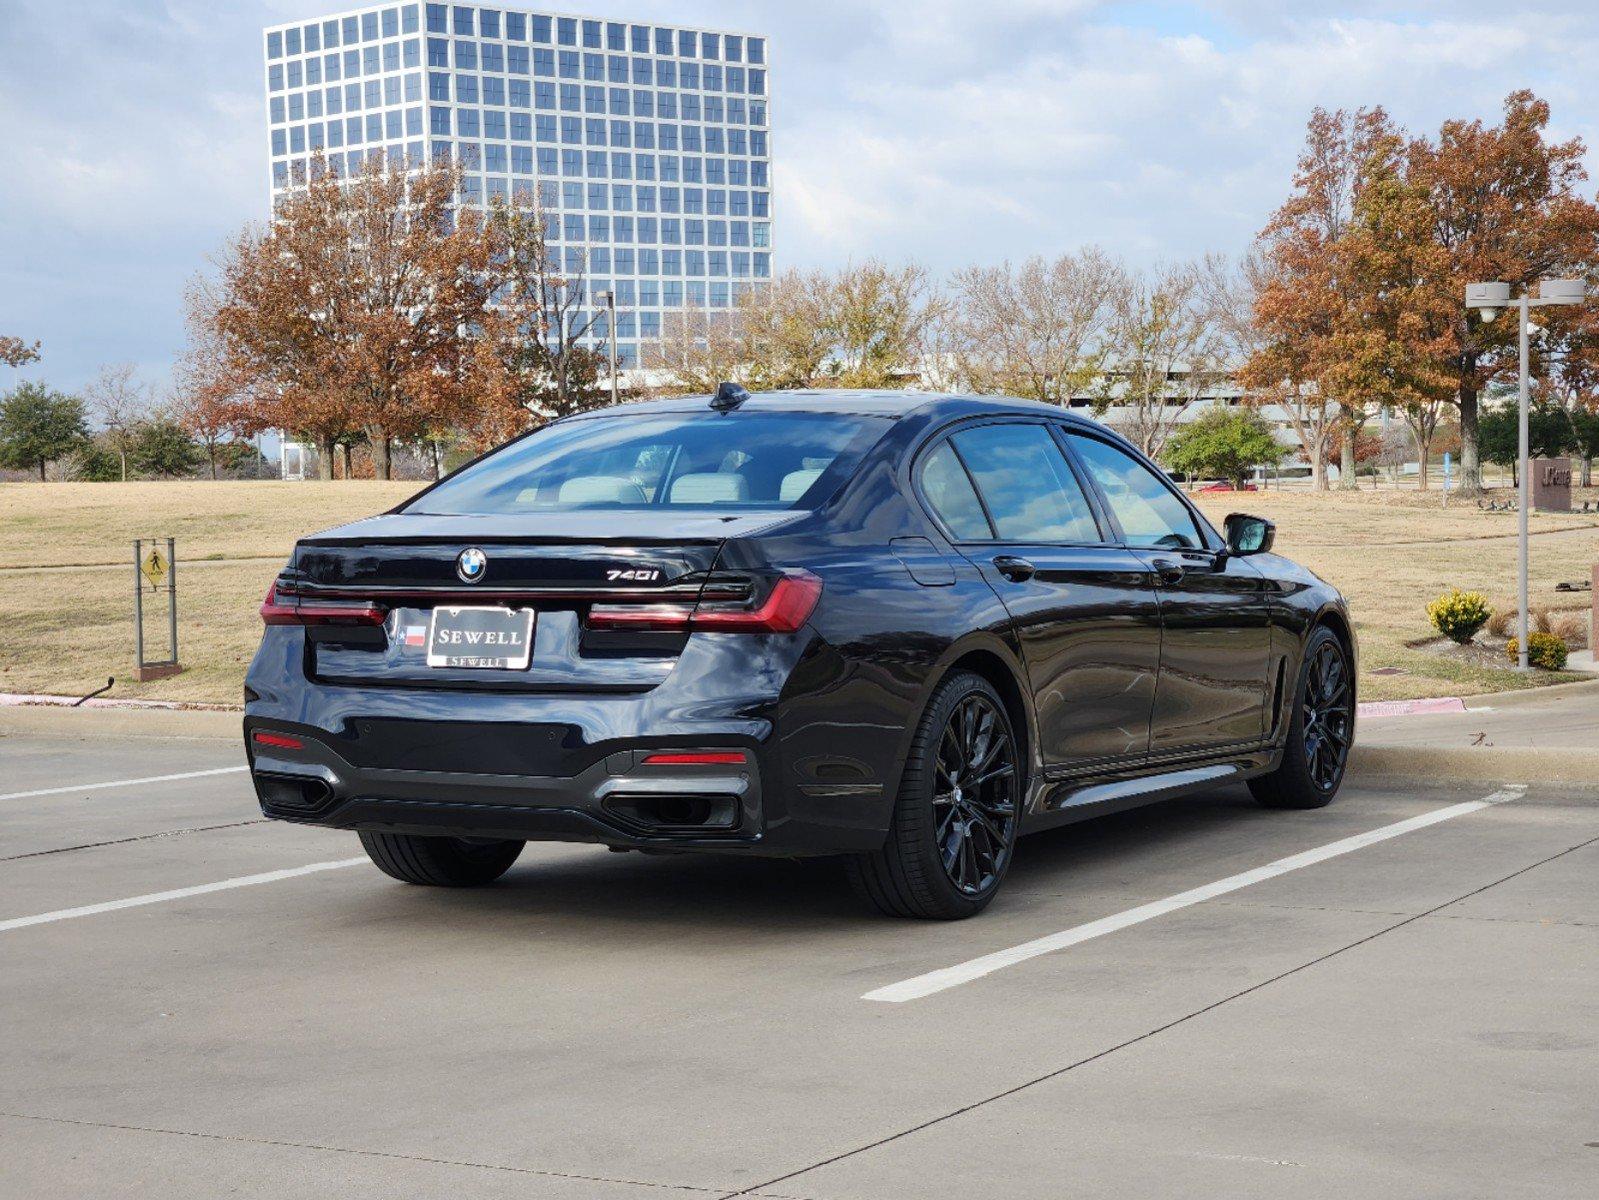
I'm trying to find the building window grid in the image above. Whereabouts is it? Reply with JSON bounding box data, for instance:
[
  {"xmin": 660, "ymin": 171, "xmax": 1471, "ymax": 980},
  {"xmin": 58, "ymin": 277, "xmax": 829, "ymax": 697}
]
[{"xmin": 266, "ymin": 4, "xmax": 771, "ymax": 349}]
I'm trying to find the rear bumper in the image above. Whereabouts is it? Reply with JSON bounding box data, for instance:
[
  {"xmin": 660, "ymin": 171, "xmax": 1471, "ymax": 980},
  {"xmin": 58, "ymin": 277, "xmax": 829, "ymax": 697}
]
[
  {"xmin": 246, "ymin": 718, "xmax": 783, "ymax": 850},
  {"xmin": 243, "ymin": 705, "xmax": 890, "ymax": 857},
  {"xmin": 243, "ymin": 621, "xmax": 898, "ymax": 854}
]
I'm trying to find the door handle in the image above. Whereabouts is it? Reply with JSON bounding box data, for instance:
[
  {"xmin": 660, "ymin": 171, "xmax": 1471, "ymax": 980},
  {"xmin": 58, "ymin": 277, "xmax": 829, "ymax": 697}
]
[
  {"xmin": 992, "ymin": 555, "xmax": 1036, "ymax": 582},
  {"xmin": 1150, "ymin": 558, "xmax": 1185, "ymax": 585}
]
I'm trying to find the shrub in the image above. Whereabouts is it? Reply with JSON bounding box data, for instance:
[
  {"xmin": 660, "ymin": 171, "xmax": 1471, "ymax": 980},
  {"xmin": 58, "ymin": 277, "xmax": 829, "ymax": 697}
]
[
  {"xmin": 1505, "ymin": 632, "xmax": 1569, "ymax": 670},
  {"xmin": 1485, "ymin": 606, "xmax": 1516, "ymax": 639},
  {"xmin": 1427, "ymin": 589, "xmax": 1492, "ymax": 644},
  {"xmin": 1551, "ymin": 614, "xmax": 1590, "ymax": 650}
]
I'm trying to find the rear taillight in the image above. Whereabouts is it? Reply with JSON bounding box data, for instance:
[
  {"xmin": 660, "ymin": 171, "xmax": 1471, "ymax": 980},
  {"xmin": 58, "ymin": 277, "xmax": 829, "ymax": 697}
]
[
  {"xmin": 691, "ymin": 571, "xmax": 823, "ymax": 633},
  {"xmin": 260, "ymin": 583, "xmax": 387, "ymax": 627},
  {"xmin": 588, "ymin": 570, "xmax": 822, "ymax": 635}
]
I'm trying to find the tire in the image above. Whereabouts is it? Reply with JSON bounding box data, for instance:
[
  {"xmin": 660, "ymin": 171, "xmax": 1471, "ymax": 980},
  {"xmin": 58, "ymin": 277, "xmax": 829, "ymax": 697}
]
[
  {"xmin": 358, "ymin": 831, "xmax": 525, "ymax": 887},
  {"xmin": 1249, "ymin": 625, "xmax": 1353, "ymax": 810},
  {"xmin": 846, "ymin": 671, "xmax": 1023, "ymax": 920}
]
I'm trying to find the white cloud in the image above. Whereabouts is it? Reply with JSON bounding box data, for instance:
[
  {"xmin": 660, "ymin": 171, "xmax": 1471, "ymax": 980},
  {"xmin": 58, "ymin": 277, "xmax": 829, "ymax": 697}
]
[{"xmin": 2, "ymin": 0, "xmax": 1597, "ymax": 391}]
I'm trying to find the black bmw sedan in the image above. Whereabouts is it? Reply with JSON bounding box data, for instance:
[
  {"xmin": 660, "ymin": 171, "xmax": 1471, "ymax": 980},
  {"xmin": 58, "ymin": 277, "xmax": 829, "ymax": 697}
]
[{"xmin": 245, "ymin": 387, "xmax": 1355, "ymax": 919}]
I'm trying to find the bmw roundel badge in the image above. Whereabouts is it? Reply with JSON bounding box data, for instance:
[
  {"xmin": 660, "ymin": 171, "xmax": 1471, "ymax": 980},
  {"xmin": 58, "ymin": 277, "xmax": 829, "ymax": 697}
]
[{"xmin": 456, "ymin": 547, "xmax": 487, "ymax": 583}]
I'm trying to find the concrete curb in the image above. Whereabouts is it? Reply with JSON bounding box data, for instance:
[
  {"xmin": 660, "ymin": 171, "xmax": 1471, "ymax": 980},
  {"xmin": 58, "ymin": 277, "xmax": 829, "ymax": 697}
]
[
  {"xmin": 1350, "ymin": 745, "xmax": 1599, "ymax": 788},
  {"xmin": 0, "ymin": 704, "xmax": 242, "ymax": 741}
]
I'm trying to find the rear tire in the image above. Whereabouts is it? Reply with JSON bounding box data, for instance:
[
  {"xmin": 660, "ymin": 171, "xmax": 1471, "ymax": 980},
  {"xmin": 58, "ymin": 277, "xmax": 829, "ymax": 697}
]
[
  {"xmin": 1249, "ymin": 625, "xmax": 1353, "ymax": 810},
  {"xmin": 358, "ymin": 832, "xmax": 524, "ymax": 887},
  {"xmin": 846, "ymin": 671, "xmax": 1022, "ymax": 920}
]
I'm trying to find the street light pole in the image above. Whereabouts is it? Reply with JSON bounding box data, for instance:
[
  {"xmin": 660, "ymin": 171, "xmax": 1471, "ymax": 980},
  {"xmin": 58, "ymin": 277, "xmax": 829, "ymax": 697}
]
[
  {"xmin": 602, "ymin": 289, "xmax": 619, "ymax": 407},
  {"xmin": 1466, "ymin": 278, "xmax": 1587, "ymax": 672},
  {"xmin": 1517, "ymin": 292, "xmax": 1530, "ymax": 672}
]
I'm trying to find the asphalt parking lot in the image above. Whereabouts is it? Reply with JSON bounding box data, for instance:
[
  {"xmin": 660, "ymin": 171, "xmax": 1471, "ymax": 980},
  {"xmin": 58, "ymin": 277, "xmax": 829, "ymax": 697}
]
[{"xmin": 2, "ymin": 721, "xmax": 1596, "ymax": 1199}]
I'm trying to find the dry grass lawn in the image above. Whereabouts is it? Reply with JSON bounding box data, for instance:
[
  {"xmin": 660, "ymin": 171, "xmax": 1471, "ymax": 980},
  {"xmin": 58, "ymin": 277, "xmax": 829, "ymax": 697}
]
[{"xmin": 2, "ymin": 480, "xmax": 1595, "ymax": 706}]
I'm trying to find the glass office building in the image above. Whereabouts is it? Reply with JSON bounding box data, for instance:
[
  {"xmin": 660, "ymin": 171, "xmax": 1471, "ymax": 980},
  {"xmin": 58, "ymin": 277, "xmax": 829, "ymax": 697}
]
[{"xmin": 263, "ymin": 4, "xmax": 772, "ymax": 367}]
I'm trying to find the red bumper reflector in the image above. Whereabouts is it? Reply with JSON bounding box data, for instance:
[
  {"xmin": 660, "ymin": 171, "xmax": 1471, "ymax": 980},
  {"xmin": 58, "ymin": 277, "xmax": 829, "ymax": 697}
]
[
  {"xmin": 642, "ymin": 751, "xmax": 748, "ymax": 766},
  {"xmin": 252, "ymin": 731, "xmax": 304, "ymax": 751}
]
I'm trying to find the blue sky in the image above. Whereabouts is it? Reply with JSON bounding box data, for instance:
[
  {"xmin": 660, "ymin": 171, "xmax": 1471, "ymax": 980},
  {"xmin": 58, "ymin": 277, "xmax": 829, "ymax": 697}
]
[{"xmin": 3, "ymin": 0, "xmax": 1599, "ymax": 397}]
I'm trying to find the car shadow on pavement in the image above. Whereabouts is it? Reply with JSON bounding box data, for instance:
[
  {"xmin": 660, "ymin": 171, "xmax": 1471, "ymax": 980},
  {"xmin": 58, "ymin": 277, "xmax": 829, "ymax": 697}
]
[{"xmin": 326, "ymin": 787, "xmax": 1269, "ymax": 938}]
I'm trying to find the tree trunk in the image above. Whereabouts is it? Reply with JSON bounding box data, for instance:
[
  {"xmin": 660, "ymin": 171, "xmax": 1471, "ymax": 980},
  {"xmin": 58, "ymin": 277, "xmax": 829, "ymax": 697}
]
[
  {"xmin": 1311, "ymin": 446, "xmax": 1327, "ymax": 491},
  {"xmin": 431, "ymin": 440, "xmax": 442, "ymax": 480},
  {"xmin": 119, "ymin": 450, "xmax": 127, "ymax": 482},
  {"xmin": 38, "ymin": 459, "xmax": 47, "ymax": 482},
  {"xmin": 209, "ymin": 448, "xmax": 219, "ymax": 481},
  {"xmin": 317, "ymin": 435, "xmax": 335, "ymax": 481},
  {"xmin": 1338, "ymin": 407, "xmax": 1358, "ymax": 490},
  {"xmin": 369, "ymin": 432, "xmax": 392, "ymax": 481},
  {"xmin": 1415, "ymin": 434, "xmax": 1431, "ymax": 489},
  {"xmin": 1457, "ymin": 365, "xmax": 1481, "ymax": 497},
  {"xmin": 1582, "ymin": 456, "xmax": 1592, "ymax": 487}
]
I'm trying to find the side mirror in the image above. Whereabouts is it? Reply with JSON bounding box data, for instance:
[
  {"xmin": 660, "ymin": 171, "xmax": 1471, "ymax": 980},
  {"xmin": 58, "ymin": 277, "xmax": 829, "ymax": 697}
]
[{"xmin": 1224, "ymin": 513, "xmax": 1275, "ymax": 556}]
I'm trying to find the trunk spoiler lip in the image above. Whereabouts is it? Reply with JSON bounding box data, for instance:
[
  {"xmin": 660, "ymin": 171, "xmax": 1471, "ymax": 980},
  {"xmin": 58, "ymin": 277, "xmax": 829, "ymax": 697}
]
[{"xmin": 273, "ymin": 580, "xmax": 751, "ymax": 604}]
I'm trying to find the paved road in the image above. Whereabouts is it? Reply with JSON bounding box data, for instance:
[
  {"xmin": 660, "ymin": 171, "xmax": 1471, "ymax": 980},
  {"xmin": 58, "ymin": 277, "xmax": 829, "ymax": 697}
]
[{"xmin": 1, "ymin": 726, "xmax": 1595, "ymax": 1199}]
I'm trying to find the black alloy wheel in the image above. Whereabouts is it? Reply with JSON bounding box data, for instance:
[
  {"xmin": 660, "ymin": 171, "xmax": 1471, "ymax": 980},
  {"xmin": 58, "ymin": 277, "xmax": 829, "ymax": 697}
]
[
  {"xmin": 933, "ymin": 692, "xmax": 1020, "ymax": 896},
  {"xmin": 1250, "ymin": 625, "xmax": 1352, "ymax": 810},
  {"xmin": 848, "ymin": 671, "xmax": 1024, "ymax": 919},
  {"xmin": 1301, "ymin": 637, "xmax": 1353, "ymax": 792}
]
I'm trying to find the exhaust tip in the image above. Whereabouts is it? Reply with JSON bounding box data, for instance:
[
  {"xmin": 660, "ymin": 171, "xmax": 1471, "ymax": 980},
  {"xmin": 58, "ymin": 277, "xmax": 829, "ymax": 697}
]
[{"xmin": 603, "ymin": 793, "xmax": 740, "ymax": 833}]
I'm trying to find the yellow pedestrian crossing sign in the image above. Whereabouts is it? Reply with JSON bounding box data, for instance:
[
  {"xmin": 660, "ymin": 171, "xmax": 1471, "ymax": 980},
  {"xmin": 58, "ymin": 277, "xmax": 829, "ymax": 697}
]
[{"xmin": 140, "ymin": 544, "xmax": 169, "ymax": 590}]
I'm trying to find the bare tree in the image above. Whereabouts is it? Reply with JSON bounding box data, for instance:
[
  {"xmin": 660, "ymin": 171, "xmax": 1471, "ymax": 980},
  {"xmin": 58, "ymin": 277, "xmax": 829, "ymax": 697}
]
[
  {"xmin": 477, "ymin": 199, "xmax": 613, "ymax": 430},
  {"xmin": 947, "ymin": 249, "xmax": 1117, "ymax": 402},
  {"xmin": 82, "ymin": 363, "xmax": 151, "ymax": 481},
  {"xmin": 822, "ymin": 261, "xmax": 941, "ymax": 389},
  {"xmin": 1095, "ymin": 260, "xmax": 1227, "ymax": 460}
]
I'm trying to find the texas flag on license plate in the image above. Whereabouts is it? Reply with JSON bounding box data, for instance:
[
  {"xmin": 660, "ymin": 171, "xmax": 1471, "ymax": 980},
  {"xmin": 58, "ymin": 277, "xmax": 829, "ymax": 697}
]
[{"xmin": 403, "ymin": 625, "xmax": 427, "ymax": 648}]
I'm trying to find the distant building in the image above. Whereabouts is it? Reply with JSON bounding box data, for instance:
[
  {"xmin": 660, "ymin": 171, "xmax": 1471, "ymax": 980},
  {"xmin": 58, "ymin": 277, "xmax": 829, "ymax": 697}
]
[{"xmin": 262, "ymin": 3, "xmax": 773, "ymax": 369}]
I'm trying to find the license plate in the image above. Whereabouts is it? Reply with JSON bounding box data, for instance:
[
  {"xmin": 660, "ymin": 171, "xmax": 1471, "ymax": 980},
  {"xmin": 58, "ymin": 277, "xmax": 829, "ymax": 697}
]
[{"xmin": 425, "ymin": 606, "xmax": 535, "ymax": 670}]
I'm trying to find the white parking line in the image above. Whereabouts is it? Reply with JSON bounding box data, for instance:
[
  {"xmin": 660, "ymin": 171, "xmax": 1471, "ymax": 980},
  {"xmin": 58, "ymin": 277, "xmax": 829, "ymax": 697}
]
[
  {"xmin": 0, "ymin": 766, "xmax": 247, "ymax": 802},
  {"xmin": 0, "ymin": 858, "xmax": 368, "ymax": 933},
  {"xmin": 863, "ymin": 785, "xmax": 1528, "ymax": 1003}
]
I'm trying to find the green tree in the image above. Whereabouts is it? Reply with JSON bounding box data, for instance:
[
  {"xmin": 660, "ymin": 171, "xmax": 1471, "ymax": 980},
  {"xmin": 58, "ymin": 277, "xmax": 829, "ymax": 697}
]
[
  {"xmin": 0, "ymin": 383, "xmax": 89, "ymax": 480},
  {"xmin": 1570, "ymin": 406, "xmax": 1599, "ymax": 486},
  {"xmin": 1477, "ymin": 398, "xmax": 1574, "ymax": 482},
  {"xmin": 1163, "ymin": 406, "xmax": 1288, "ymax": 490},
  {"xmin": 129, "ymin": 415, "xmax": 203, "ymax": 478}
]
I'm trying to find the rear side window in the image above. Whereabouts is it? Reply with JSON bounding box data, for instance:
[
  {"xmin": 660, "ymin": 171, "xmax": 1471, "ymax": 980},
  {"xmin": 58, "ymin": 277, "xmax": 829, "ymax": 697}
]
[
  {"xmin": 408, "ymin": 411, "xmax": 890, "ymax": 513},
  {"xmin": 919, "ymin": 442, "xmax": 992, "ymax": 540},
  {"xmin": 1067, "ymin": 433, "xmax": 1205, "ymax": 550},
  {"xmin": 944, "ymin": 423, "xmax": 1101, "ymax": 543}
]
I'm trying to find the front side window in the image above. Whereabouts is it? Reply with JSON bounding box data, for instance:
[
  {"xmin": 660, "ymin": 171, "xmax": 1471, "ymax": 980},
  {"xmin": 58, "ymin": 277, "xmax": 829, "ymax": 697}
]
[
  {"xmin": 946, "ymin": 424, "xmax": 1100, "ymax": 543},
  {"xmin": 1067, "ymin": 434, "xmax": 1205, "ymax": 550},
  {"xmin": 408, "ymin": 412, "xmax": 892, "ymax": 514}
]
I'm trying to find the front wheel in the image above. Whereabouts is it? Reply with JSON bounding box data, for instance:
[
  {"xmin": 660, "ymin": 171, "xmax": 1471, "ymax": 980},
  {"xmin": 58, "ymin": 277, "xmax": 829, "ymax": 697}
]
[
  {"xmin": 847, "ymin": 672, "xmax": 1022, "ymax": 919},
  {"xmin": 1250, "ymin": 625, "xmax": 1353, "ymax": 810},
  {"xmin": 358, "ymin": 831, "xmax": 524, "ymax": 886}
]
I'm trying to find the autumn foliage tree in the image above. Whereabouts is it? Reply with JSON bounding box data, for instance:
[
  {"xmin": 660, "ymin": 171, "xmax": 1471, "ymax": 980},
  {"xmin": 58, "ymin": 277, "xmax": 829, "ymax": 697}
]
[
  {"xmin": 188, "ymin": 154, "xmax": 497, "ymax": 479},
  {"xmin": 1, "ymin": 336, "xmax": 41, "ymax": 369},
  {"xmin": 1407, "ymin": 91, "xmax": 1599, "ymax": 495}
]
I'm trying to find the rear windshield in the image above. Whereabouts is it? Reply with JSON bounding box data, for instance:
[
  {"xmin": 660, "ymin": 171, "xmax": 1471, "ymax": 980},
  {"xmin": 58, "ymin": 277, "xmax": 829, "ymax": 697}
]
[{"xmin": 407, "ymin": 410, "xmax": 892, "ymax": 514}]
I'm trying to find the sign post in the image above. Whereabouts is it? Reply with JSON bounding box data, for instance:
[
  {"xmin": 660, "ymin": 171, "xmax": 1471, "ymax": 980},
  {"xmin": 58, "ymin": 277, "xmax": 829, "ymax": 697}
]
[{"xmin": 133, "ymin": 538, "xmax": 183, "ymax": 682}]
